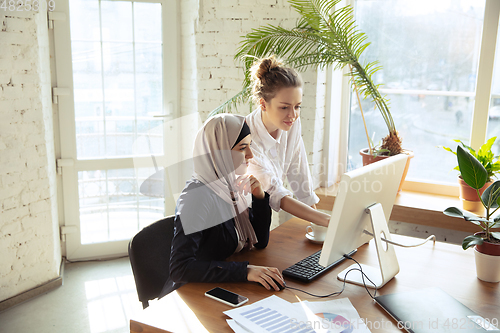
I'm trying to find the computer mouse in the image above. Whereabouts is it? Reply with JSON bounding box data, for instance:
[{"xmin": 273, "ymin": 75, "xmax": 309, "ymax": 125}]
[{"xmin": 271, "ymin": 277, "xmax": 286, "ymax": 291}]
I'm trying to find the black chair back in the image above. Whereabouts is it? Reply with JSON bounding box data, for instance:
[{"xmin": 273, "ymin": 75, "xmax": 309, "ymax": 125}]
[{"xmin": 128, "ymin": 215, "xmax": 175, "ymax": 308}]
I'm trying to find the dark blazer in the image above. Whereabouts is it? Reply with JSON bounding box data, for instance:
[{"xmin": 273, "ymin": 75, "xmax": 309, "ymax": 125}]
[{"xmin": 159, "ymin": 179, "xmax": 272, "ymax": 298}]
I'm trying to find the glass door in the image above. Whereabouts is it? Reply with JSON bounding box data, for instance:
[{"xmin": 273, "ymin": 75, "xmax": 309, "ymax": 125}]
[{"xmin": 53, "ymin": 0, "xmax": 179, "ymax": 259}]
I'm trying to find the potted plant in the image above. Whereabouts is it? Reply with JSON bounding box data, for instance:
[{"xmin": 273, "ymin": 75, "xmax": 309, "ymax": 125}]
[
  {"xmin": 210, "ymin": 0, "xmax": 407, "ymax": 159},
  {"xmin": 442, "ymin": 137, "xmax": 500, "ymax": 205},
  {"xmin": 443, "ymin": 145, "xmax": 500, "ymax": 283},
  {"xmin": 359, "ymin": 137, "xmax": 412, "ymax": 192}
]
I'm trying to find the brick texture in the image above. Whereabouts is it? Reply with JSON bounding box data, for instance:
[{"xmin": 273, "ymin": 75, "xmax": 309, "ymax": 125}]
[{"xmin": 0, "ymin": 10, "xmax": 60, "ymax": 302}]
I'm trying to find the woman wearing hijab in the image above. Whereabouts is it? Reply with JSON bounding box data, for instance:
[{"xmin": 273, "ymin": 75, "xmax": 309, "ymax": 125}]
[{"xmin": 160, "ymin": 114, "xmax": 284, "ymax": 297}]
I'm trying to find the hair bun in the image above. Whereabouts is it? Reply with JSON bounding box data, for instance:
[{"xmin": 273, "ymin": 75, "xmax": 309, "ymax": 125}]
[
  {"xmin": 252, "ymin": 55, "xmax": 283, "ymax": 80},
  {"xmin": 249, "ymin": 55, "xmax": 302, "ymax": 103}
]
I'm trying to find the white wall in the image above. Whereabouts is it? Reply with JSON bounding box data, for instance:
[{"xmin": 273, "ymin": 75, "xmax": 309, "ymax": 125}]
[{"xmin": 0, "ymin": 10, "xmax": 61, "ymax": 302}]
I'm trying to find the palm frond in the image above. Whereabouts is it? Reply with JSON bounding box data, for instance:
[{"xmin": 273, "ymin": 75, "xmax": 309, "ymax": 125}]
[
  {"xmin": 287, "ymin": 52, "xmax": 340, "ymax": 71},
  {"xmin": 289, "ymin": 0, "xmax": 340, "ymax": 32},
  {"xmin": 236, "ymin": 25, "xmax": 326, "ymax": 67}
]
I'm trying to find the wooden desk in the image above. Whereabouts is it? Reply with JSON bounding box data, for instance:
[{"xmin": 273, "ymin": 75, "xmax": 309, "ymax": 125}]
[{"xmin": 130, "ymin": 218, "xmax": 499, "ymax": 333}]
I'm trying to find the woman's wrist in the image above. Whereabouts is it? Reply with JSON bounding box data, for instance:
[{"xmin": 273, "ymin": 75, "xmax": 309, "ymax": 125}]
[
  {"xmin": 252, "ymin": 191, "xmax": 266, "ymax": 200},
  {"xmin": 320, "ymin": 213, "xmax": 330, "ymax": 226}
]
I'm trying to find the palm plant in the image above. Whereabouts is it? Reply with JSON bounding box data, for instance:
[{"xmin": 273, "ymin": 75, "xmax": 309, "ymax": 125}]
[{"xmin": 209, "ymin": 0, "xmax": 403, "ymax": 156}]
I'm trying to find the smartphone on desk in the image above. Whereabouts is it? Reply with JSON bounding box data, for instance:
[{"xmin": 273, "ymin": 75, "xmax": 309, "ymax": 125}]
[{"xmin": 205, "ymin": 287, "xmax": 248, "ymax": 307}]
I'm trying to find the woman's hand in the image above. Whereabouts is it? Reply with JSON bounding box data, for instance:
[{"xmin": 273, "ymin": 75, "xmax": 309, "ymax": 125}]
[
  {"xmin": 247, "ymin": 265, "xmax": 284, "ymax": 291},
  {"xmin": 236, "ymin": 175, "xmax": 265, "ymax": 199},
  {"xmin": 248, "ymin": 175, "xmax": 265, "ymax": 199}
]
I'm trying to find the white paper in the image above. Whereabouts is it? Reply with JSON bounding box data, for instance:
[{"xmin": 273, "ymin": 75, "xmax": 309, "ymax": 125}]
[
  {"xmin": 292, "ymin": 298, "xmax": 372, "ymax": 333},
  {"xmin": 224, "ymin": 295, "xmax": 307, "ymax": 332},
  {"xmin": 224, "ymin": 295, "xmax": 372, "ymax": 333},
  {"xmin": 226, "ymin": 319, "xmax": 253, "ymax": 333}
]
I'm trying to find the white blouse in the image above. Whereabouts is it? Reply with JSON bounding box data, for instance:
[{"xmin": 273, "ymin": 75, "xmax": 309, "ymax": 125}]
[{"xmin": 246, "ymin": 108, "xmax": 319, "ymax": 212}]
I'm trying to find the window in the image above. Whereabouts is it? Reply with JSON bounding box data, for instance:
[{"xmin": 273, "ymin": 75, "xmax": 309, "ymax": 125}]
[
  {"xmin": 343, "ymin": 0, "xmax": 500, "ymax": 191},
  {"xmin": 69, "ymin": 1, "xmax": 165, "ymax": 245},
  {"xmin": 486, "ymin": 23, "xmax": 500, "ymax": 155},
  {"xmin": 53, "ymin": 0, "xmax": 179, "ymax": 259},
  {"xmin": 71, "ymin": 1, "xmax": 164, "ymax": 159}
]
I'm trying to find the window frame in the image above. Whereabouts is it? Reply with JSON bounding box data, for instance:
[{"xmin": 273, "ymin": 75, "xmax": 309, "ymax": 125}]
[
  {"xmin": 325, "ymin": 0, "xmax": 500, "ymax": 197},
  {"xmin": 52, "ymin": 0, "xmax": 180, "ymax": 259}
]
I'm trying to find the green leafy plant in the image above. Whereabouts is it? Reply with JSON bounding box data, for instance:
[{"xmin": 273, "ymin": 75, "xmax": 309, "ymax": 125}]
[
  {"xmin": 441, "ymin": 136, "xmax": 500, "ymax": 182},
  {"xmin": 443, "ymin": 145, "xmax": 500, "ymax": 250},
  {"xmin": 210, "ymin": 0, "xmax": 403, "ymax": 156}
]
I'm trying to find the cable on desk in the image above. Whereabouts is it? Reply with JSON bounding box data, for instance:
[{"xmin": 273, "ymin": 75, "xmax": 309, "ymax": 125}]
[
  {"xmin": 285, "ymin": 254, "xmax": 377, "ymax": 299},
  {"xmin": 362, "ymin": 230, "xmax": 436, "ymax": 248},
  {"xmin": 344, "ymin": 254, "xmax": 377, "ymax": 299}
]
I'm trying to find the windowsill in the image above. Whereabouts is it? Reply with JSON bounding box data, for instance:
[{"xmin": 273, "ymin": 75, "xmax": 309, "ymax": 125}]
[{"xmin": 315, "ymin": 185, "xmax": 479, "ymax": 234}]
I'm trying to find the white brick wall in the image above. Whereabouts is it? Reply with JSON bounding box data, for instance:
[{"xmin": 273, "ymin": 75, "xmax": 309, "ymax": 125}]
[
  {"xmin": 193, "ymin": 1, "xmax": 301, "ymax": 118},
  {"xmin": 0, "ymin": 10, "xmax": 60, "ymax": 302}
]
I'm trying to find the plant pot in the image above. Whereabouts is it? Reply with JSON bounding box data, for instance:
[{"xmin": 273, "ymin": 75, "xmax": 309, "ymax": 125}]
[
  {"xmin": 473, "ymin": 233, "xmax": 500, "ymax": 283},
  {"xmin": 460, "ymin": 199, "xmax": 485, "ymax": 215},
  {"xmin": 359, "ymin": 148, "xmax": 414, "ymax": 192},
  {"xmin": 458, "ymin": 176, "xmax": 491, "ymax": 201},
  {"xmin": 475, "ymin": 232, "xmax": 500, "ymax": 256},
  {"xmin": 474, "ymin": 248, "xmax": 500, "ymax": 283}
]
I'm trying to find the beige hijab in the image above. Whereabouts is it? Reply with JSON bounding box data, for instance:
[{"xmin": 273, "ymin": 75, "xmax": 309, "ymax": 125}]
[{"xmin": 192, "ymin": 114, "xmax": 258, "ymax": 248}]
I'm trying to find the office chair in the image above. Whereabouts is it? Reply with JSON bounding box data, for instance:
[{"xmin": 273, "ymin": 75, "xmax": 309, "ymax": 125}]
[{"xmin": 128, "ymin": 215, "xmax": 175, "ymax": 309}]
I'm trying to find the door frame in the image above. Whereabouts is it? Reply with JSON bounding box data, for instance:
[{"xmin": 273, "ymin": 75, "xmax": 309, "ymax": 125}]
[{"xmin": 52, "ymin": 0, "xmax": 180, "ymax": 260}]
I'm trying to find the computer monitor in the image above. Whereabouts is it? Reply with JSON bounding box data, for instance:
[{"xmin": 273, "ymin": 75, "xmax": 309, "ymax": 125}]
[{"xmin": 318, "ymin": 154, "xmax": 408, "ymax": 288}]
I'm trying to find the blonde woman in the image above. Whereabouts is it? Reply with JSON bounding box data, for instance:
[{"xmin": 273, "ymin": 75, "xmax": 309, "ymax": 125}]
[{"xmin": 246, "ymin": 56, "xmax": 330, "ymax": 227}]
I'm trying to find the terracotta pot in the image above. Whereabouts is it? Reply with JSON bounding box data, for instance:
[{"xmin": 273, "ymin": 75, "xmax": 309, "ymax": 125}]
[
  {"xmin": 359, "ymin": 149, "xmax": 414, "ymax": 192},
  {"xmin": 475, "ymin": 232, "xmax": 500, "ymax": 256},
  {"xmin": 458, "ymin": 177, "xmax": 492, "ymax": 202}
]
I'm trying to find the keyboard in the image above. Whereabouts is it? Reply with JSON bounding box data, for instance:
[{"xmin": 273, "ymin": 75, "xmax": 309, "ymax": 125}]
[{"xmin": 283, "ymin": 249, "xmax": 357, "ymax": 282}]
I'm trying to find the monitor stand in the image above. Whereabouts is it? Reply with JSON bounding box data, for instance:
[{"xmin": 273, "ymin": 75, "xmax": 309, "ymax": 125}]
[{"xmin": 337, "ymin": 203, "xmax": 399, "ymax": 289}]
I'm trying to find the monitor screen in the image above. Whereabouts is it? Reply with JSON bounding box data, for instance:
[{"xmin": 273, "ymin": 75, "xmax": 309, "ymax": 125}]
[{"xmin": 318, "ymin": 154, "xmax": 408, "ymax": 288}]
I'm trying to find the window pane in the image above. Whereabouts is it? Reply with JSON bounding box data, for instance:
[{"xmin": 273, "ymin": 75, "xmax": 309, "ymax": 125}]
[
  {"xmin": 101, "ymin": 1, "xmax": 133, "ymax": 42},
  {"xmin": 348, "ymin": 0, "xmax": 485, "ymax": 184},
  {"xmin": 487, "ymin": 22, "xmax": 500, "ymax": 156},
  {"xmin": 79, "ymin": 168, "xmax": 164, "ymax": 244},
  {"xmin": 72, "ymin": 41, "xmax": 106, "ymax": 158},
  {"xmin": 136, "ymin": 43, "xmax": 163, "ymax": 118},
  {"xmin": 102, "ymin": 42, "xmax": 135, "ymax": 157},
  {"xmin": 69, "ymin": 0, "xmax": 164, "ymax": 160},
  {"xmin": 69, "ymin": 0, "xmax": 100, "ymax": 41},
  {"xmin": 134, "ymin": 3, "xmax": 162, "ymax": 43}
]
